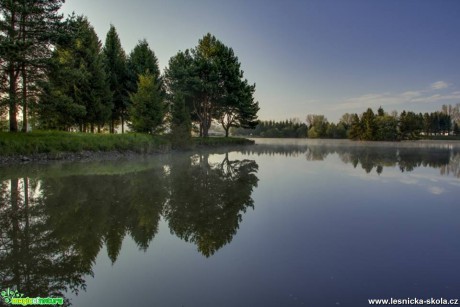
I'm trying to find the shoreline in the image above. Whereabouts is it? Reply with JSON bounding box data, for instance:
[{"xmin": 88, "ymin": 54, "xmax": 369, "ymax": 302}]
[{"xmin": 0, "ymin": 135, "xmax": 255, "ymax": 165}]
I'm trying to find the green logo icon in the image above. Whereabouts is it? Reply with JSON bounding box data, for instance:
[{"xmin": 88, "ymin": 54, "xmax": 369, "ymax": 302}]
[
  {"xmin": 1, "ymin": 288, "xmax": 24, "ymax": 304},
  {"xmin": 1, "ymin": 288, "xmax": 63, "ymax": 306}
]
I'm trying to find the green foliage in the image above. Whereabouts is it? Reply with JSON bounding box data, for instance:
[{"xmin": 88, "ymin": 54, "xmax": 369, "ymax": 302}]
[
  {"xmin": 103, "ymin": 25, "xmax": 129, "ymax": 133},
  {"xmin": 127, "ymin": 39, "xmax": 161, "ymax": 93},
  {"xmin": 374, "ymin": 115, "xmax": 398, "ymax": 141},
  {"xmin": 399, "ymin": 111, "xmax": 423, "ymax": 140},
  {"xmin": 348, "ymin": 114, "xmax": 362, "ymax": 140},
  {"xmin": 306, "ymin": 114, "xmax": 328, "ymax": 138},
  {"xmin": 38, "ymin": 16, "xmax": 112, "ymax": 131},
  {"xmin": 129, "ymin": 73, "xmax": 166, "ymax": 133},
  {"xmin": 164, "ymin": 33, "xmax": 258, "ymax": 137},
  {"xmin": 232, "ymin": 119, "xmax": 307, "ymax": 138},
  {"xmin": 361, "ymin": 108, "xmax": 376, "ymax": 140}
]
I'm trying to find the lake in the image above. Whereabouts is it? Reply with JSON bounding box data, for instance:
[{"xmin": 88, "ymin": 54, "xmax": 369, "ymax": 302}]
[{"xmin": 1, "ymin": 139, "xmax": 460, "ymax": 307}]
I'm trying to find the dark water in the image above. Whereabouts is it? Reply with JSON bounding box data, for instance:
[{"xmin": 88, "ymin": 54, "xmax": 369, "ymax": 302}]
[{"xmin": 1, "ymin": 139, "xmax": 460, "ymax": 307}]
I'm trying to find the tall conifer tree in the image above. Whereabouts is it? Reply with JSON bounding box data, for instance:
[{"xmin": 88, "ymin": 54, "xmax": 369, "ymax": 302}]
[{"xmin": 103, "ymin": 25, "xmax": 128, "ymax": 133}]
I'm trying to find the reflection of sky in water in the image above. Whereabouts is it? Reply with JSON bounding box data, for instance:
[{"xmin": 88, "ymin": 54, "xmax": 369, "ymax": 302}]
[
  {"xmin": 1, "ymin": 139, "xmax": 460, "ymax": 307},
  {"xmin": 69, "ymin": 142, "xmax": 459, "ymax": 306}
]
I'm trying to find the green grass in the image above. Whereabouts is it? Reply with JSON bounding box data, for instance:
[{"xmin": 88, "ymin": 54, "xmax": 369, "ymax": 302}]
[
  {"xmin": 0, "ymin": 131, "xmax": 254, "ymax": 157},
  {"xmin": 0, "ymin": 131, "xmax": 170, "ymax": 156}
]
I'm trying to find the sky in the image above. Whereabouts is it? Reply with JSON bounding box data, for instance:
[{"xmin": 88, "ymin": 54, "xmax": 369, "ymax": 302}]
[{"xmin": 61, "ymin": 0, "xmax": 460, "ymax": 122}]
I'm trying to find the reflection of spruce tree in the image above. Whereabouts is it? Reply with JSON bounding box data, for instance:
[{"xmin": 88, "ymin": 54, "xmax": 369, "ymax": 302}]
[
  {"xmin": 0, "ymin": 166, "xmax": 168, "ymax": 305},
  {"xmin": 0, "ymin": 178, "xmax": 89, "ymax": 307},
  {"xmin": 164, "ymin": 153, "xmax": 259, "ymax": 257},
  {"xmin": 42, "ymin": 168, "xmax": 167, "ymax": 263},
  {"xmin": 125, "ymin": 170, "xmax": 168, "ymax": 251}
]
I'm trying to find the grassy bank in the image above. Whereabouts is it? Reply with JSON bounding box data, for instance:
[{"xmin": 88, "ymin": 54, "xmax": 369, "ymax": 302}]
[
  {"xmin": 0, "ymin": 131, "xmax": 254, "ymax": 157},
  {"xmin": 0, "ymin": 131, "xmax": 170, "ymax": 156}
]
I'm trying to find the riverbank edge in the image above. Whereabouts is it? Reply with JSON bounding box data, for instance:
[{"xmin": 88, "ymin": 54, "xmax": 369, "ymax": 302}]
[{"xmin": 0, "ymin": 134, "xmax": 255, "ymax": 165}]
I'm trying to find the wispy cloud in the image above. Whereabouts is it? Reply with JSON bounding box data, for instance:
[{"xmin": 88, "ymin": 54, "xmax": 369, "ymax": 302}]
[
  {"xmin": 331, "ymin": 81, "xmax": 459, "ymax": 111},
  {"xmin": 431, "ymin": 81, "xmax": 449, "ymax": 90},
  {"xmin": 411, "ymin": 92, "xmax": 460, "ymax": 103}
]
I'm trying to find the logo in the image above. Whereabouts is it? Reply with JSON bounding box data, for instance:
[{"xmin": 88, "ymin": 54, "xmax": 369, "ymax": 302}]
[{"xmin": 1, "ymin": 288, "xmax": 63, "ymax": 306}]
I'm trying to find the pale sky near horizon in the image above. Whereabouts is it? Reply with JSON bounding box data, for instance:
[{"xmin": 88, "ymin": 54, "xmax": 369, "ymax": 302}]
[{"xmin": 61, "ymin": 0, "xmax": 460, "ymax": 122}]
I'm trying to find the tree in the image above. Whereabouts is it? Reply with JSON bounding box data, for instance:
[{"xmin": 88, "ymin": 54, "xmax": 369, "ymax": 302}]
[
  {"xmin": 129, "ymin": 73, "xmax": 165, "ymax": 133},
  {"xmin": 0, "ymin": 0, "xmax": 64, "ymax": 132},
  {"xmin": 164, "ymin": 33, "xmax": 258, "ymax": 137},
  {"xmin": 348, "ymin": 113, "xmax": 362, "ymax": 140},
  {"xmin": 339, "ymin": 113, "xmax": 353, "ymax": 130},
  {"xmin": 103, "ymin": 25, "xmax": 128, "ymax": 133},
  {"xmin": 361, "ymin": 108, "xmax": 376, "ymax": 140},
  {"xmin": 127, "ymin": 39, "xmax": 161, "ymax": 94},
  {"xmin": 170, "ymin": 93, "xmax": 192, "ymax": 148},
  {"xmin": 400, "ymin": 110, "xmax": 423, "ymax": 139},
  {"xmin": 306, "ymin": 114, "xmax": 328, "ymax": 138},
  {"xmin": 38, "ymin": 16, "xmax": 112, "ymax": 131},
  {"xmin": 375, "ymin": 115, "xmax": 399, "ymax": 141},
  {"xmin": 218, "ymin": 79, "xmax": 259, "ymax": 137}
]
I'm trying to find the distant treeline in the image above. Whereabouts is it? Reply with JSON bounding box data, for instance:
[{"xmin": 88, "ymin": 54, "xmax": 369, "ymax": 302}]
[
  {"xmin": 233, "ymin": 104, "xmax": 460, "ymax": 141},
  {"xmin": 232, "ymin": 119, "xmax": 307, "ymax": 138}
]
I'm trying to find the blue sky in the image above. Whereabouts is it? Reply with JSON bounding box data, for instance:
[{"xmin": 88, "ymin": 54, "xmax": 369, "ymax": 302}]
[{"xmin": 61, "ymin": 0, "xmax": 460, "ymax": 122}]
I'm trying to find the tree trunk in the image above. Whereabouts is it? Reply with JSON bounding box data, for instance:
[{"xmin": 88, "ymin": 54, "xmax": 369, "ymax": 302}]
[
  {"xmin": 8, "ymin": 8, "xmax": 18, "ymax": 132},
  {"xmin": 21, "ymin": 64, "xmax": 27, "ymax": 132},
  {"xmin": 9, "ymin": 67, "xmax": 18, "ymax": 132},
  {"xmin": 121, "ymin": 114, "xmax": 124, "ymax": 134}
]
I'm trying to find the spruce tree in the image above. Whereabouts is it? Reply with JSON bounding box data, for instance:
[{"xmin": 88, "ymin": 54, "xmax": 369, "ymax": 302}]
[
  {"xmin": 129, "ymin": 73, "xmax": 165, "ymax": 133},
  {"xmin": 127, "ymin": 39, "xmax": 161, "ymax": 94},
  {"xmin": 103, "ymin": 25, "xmax": 128, "ymax": 133},
  {"xmin": 39, "ymin": 16, "xmax": 112, "ymax": 131}
]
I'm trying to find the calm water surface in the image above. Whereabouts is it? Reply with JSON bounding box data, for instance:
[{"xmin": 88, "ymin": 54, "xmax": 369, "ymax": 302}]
[{"xmin": 1, "ymin": 139, "xmax": 460, "ymax": 307}]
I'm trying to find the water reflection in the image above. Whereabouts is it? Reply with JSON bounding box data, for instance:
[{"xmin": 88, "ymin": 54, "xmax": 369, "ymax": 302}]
[
  {"xmin": 1, "ymin": 141, "xmax": 459, "ymax": 306},
  {"xmin": 0, "ymin": 152, "xmax": 259, "ymax": 305},
  {"xmin": 164, "ymin": 153, "xmax": 258, "ymax": 257},
  {"xmin": 243, "ymin": 142, "xmax": 460, "ymax": 177},
  {"xmin": 0, "ymin": 178, "xmax": 89, "ymax": 307}
]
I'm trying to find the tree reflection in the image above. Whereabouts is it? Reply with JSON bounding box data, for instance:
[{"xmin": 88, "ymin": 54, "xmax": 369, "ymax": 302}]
[
  {"xmin": 163, "ymin": 153, "xmax": 259, "ymax": 257},
  {"xmin": 244, "ymin": 143, "xmax": 460, "ymax": 177},
  {"xmin": 0, "ymin": 152, "xmax": 259, "ymax": 304},
  {"xmin": 0, "ymin": 178, "xmax": 89, "ymax": 307}
]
